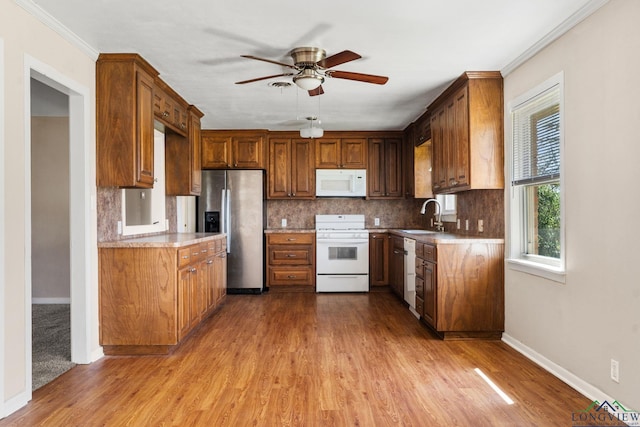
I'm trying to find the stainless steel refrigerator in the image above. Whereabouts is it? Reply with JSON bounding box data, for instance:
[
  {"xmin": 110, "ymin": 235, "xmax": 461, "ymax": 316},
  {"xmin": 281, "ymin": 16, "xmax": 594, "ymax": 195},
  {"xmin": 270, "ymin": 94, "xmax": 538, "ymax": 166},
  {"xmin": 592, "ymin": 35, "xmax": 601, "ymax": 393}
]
[{"xmin": 197, "ymin": 170, "xmax": 265, "ymax": 294}]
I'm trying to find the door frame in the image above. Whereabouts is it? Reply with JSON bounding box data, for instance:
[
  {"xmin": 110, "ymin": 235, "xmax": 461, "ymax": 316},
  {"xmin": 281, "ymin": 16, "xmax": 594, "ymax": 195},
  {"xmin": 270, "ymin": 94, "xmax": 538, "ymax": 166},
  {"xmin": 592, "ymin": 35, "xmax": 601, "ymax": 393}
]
[{"xmin": 23, "ymin": 55, "xmax": 100, "ymax": 394}]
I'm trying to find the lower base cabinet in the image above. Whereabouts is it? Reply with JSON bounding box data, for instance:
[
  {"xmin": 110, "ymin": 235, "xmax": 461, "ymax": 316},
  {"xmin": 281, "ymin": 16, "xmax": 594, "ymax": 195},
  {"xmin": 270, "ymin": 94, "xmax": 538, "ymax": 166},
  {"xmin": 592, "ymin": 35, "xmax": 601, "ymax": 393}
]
[
  {"xmin": 415, "ymin": 240, "xmax": 504, "ymax": 340},
  {"xmin": 266, "ymin": 232, "xmax": 315, "ymax": 287},
  {"xmin": 99, "ymin": 235, "xmax": 226, "ymax": 355}
]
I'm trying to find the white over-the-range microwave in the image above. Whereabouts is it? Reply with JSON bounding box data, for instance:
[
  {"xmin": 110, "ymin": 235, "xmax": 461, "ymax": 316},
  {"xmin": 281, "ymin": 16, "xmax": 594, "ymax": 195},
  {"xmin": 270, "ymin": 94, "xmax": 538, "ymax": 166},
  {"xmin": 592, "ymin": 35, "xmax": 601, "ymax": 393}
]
[{"xmin": 315, "ymin": 169, "xmax": 367, "ymax": 197}]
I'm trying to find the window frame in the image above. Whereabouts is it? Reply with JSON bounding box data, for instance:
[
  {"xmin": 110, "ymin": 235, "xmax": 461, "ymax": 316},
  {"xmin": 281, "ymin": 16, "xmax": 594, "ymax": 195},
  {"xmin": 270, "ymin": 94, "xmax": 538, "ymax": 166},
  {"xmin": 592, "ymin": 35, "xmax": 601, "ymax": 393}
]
[{"xmin": 507, "ymin": 72, "xmax": 566, "ymax": 283}]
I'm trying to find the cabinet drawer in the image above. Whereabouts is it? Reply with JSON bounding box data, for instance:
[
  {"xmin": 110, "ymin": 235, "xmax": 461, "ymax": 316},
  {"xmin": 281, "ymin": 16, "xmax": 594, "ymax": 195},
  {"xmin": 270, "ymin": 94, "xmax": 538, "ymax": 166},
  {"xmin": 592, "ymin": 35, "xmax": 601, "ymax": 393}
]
[
  {"xmin": 416, "ymin": 296, "xmax": 424, "ymax": 317},
  {"xmin": 267, "ymin": 233, "xmax": 314, "ymax": 245},
  {"xmin": 269, "ymin": 246, "xmax": 313, "ymax": 265},
  {"xmin": 178, "ymin": 247, "xmax": 192, "ymax": 267},
  {"xmin": 415, "ymin": 276, "xmax": 424, "ymax": 298},
  {"xmin": 422, "ymin": 244, "xmax": 436, "ymax": 262},
  {"xmin": 268, "ymin": 266, "xmax": 313, "ymax": 286},
  {"xmin": 415, "ymin": 243, "xmax": 424, "ymax": 259},
  {"xmin": 415, "ymin": 258, "xmax": 424, "ymax": 278},
  {"xmin": 189, "ymin": 244, "xmax": 204, "ymax": 262}
]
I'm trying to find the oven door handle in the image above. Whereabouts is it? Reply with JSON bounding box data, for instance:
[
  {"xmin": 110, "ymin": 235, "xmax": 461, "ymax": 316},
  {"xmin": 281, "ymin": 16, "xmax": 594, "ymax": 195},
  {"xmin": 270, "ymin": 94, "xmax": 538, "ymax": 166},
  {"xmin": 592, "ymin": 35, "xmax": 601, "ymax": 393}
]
[{"xmin": 316, "ymin": 239, "xmax": 369, "ymax": 244}]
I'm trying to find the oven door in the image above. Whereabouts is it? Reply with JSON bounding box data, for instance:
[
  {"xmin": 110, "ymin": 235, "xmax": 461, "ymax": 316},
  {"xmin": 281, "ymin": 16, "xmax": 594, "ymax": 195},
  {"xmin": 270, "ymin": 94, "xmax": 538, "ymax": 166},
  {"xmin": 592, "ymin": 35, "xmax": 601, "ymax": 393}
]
[{"xmin": 316, "ymin": 238, "xmax": 369, "ymax": 275}]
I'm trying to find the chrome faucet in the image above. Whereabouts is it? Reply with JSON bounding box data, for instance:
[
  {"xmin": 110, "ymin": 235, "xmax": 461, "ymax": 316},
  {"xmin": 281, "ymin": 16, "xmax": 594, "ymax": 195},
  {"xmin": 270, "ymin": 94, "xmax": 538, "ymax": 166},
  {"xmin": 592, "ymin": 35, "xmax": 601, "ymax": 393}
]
[{"xmin": 420, "ymin": 198, "xmax": 444, "ymax": 232}]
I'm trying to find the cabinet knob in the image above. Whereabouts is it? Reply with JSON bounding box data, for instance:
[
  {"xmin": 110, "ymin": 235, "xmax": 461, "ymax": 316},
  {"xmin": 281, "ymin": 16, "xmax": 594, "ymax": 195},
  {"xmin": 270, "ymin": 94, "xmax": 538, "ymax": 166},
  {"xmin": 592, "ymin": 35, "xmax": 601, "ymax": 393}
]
[{"xmin": 207, "ymin": 260, "xmax": 213, "ymax": 265}]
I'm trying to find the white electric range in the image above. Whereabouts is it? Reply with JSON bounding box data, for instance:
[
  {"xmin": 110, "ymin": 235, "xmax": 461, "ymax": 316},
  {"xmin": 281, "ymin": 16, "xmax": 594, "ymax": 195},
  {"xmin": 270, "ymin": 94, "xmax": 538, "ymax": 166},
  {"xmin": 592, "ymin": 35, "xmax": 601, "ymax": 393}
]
[{"xmin": 315, "ymin": 214, "xmax": 369, "ymax": 292}]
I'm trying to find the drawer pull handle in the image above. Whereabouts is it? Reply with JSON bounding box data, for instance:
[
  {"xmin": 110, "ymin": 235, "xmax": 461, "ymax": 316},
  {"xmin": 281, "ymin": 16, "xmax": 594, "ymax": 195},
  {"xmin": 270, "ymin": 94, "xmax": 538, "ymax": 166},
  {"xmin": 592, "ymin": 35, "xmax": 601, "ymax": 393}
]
[
  {"xmin": 192, "ymin": 252, "xmax": 199, "ymax": 256},
  {"xmin": 286, "ymin": 254, "xmax": 297, "ymax": 257},
  {"xmin": 201, "ymin": 249, "xmax": 208, "ymax": 253},
  {"xmin": 182, "ymin": 255, "xmax": 189, "ymax": 259},
  {"xmin": 287, "ymin": 275, "xmax": 297, "ymax": 279},
  {"xmin": 287, "ymin": 238, "xmax": 296, "ymax": 241}
]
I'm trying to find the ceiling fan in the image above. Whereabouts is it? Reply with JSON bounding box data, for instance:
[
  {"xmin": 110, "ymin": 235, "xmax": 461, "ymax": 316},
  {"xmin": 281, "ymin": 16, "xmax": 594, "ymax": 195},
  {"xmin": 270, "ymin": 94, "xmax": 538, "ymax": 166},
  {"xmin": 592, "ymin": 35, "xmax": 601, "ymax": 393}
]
[{"xmin": 235, "ymin": 47, "xmax": 389, "ymax": 96}]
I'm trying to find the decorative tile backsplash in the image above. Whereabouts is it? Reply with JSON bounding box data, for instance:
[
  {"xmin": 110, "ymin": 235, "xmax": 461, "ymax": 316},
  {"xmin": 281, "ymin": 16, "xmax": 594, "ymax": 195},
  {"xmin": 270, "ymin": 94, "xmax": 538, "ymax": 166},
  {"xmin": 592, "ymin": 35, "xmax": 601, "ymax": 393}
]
[{"xmin": 97, "ymin": 187, "xmax": 504, "ymax": 241}]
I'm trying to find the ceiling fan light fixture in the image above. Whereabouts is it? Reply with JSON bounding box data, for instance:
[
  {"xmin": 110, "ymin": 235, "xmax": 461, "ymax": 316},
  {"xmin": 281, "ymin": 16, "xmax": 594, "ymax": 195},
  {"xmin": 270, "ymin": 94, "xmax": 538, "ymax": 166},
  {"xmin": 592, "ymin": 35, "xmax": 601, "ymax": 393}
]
[
  {"xmin": 300, "ymin": 116, "xmax": 323, "ymax": 139},
  {"xmin": 293, "ymin": 69, "xmax": 324, "ymax": 90}
]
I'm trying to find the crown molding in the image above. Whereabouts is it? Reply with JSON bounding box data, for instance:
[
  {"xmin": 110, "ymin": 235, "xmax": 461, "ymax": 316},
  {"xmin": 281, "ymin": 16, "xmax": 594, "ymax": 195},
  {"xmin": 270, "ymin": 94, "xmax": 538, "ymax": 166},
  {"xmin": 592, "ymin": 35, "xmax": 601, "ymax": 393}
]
[
  {"xmin": 15, "ymin": 0, "xmax": 99, "ymax": 60},
  {"xmin": 501, "ymin": 0, "xmax": 610, "ymax": 76}
]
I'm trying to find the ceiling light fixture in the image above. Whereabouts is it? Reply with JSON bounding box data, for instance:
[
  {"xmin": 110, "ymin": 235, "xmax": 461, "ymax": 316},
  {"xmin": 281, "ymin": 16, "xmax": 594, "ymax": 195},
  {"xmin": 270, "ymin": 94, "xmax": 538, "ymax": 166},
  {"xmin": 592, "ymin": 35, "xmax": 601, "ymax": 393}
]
[
  {"xmin": 300, "ymin": 116, "xmax": 323, "ymax": 139},
  {"xmin": 293, "ymin": 68, "xmax": 324, "ymax": 91}
]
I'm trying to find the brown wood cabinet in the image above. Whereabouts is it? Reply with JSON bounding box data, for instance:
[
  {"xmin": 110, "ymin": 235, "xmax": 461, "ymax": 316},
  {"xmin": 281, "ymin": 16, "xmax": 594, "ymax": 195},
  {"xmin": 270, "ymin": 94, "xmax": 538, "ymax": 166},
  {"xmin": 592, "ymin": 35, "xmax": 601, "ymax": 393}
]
[
  {"xmin": 268, "ymin": 136, "xmax": 315, "ymax": 199},
  {"xmin": 165, "ymin": 105, "xmax": 203, "ymax": 196},
  {"xmin": 315, "ymin": 137, "xmax": 367, "ymax": 169},
  {"xmin": 367, "ymin": 137, "xmax": 403, "ymax": 198},
  {"xmin": 414, "ymin": 239, "xmax": 504, "ymax": 339},
  {"xmin": 389, "ymin": 235, "xmax": 405, "ymax": 298},
  {"xmin": 99, "ymin": 235, "xmax": 226, "ymax": 355},
  {"xmin": 428, "ymin": 71, "xmax": 504, "ymax": 194},
  {"xmin": 201, "ymin": 130, "xmax": 266, "ymax": 169},
  {"xmin": 97, "ymin": 53, "xmax": 158, "ymax": 188},
  {"xmin": 154, "ymin": 78, "xmax": 188, "ymax": 136},
  {"xmin": 369, "ymin": 233, "xmax": 389, "ymax": 286},
  {"xmin": 266, "ymin": 233, "xmax": 315, "ymax": 287}
]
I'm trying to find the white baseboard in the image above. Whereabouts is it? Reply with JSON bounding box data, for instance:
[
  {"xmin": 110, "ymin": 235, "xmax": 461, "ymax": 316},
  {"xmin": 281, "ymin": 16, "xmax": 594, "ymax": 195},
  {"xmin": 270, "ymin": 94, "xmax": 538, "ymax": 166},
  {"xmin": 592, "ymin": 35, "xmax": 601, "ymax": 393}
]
[
  {"xmin": 502, "ymin": 333, "xmax": 614, "ymax": 404},
  {"xmin": 1, "ymin": 390, "xmax": 30, "ymax": 419},
  {"xmin": 31, "ymin": 298, "xmax": 71, "ymax": 304}
]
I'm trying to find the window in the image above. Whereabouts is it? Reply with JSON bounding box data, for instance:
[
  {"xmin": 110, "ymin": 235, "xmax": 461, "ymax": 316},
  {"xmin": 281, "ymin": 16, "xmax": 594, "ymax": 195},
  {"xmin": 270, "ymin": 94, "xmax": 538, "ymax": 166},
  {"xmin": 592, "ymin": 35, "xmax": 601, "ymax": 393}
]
[
  {"xmin": 121, "ymin": 128, "xmax": 167, "ymax": 236},
  {"xmin": 508, "ymin": 72, "xmax": 564, "ymax": 281}
]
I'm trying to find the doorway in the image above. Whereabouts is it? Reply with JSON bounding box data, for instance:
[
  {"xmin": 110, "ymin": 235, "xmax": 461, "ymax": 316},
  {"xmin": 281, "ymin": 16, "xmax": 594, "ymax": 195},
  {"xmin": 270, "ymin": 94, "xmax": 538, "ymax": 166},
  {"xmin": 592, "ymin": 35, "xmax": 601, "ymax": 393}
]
[
  {"xmin": 30, "ymin": 78, "xmax": 74, "ymax": 389},
  {"xmin": 25, "ymin": 57, "xmax": 97, "ymax": 397}
]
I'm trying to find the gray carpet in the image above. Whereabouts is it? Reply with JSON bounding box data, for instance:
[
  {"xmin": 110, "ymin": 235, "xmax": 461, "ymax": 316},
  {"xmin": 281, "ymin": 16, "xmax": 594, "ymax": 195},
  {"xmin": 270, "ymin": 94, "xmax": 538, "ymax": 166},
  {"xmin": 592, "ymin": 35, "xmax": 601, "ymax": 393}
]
[{"xmin": 32, "ymin": 304, "xmax": 75, "ymax": 390}]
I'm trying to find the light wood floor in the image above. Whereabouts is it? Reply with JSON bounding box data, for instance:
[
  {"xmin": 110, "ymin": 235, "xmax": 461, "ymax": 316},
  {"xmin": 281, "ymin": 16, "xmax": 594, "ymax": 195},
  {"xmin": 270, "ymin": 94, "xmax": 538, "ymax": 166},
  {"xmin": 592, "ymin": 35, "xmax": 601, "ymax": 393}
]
[{"xmin": 2, "ymin": 289, "xmax": 596, "ymax": 426}]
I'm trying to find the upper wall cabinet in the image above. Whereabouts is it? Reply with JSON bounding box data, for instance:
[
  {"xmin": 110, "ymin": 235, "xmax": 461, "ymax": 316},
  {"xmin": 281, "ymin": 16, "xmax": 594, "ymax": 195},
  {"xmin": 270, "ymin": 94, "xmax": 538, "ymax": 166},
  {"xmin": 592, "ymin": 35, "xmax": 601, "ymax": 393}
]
[
  {"xmin": 154, "ymin": 78, "xmax": 188, "ymax": 137},
  {"xmin": 166, "ymin": 106, "xmax": 204, "ymax": 196},
  {"xmin": 315, "ymin": 137, "xmax": 367, "ymax": 169},
  {"xmin": 97, "ymin": 54, "xmax": 158, "ymax": 188},
  {"xmin": 428, "ymin": 71, "xmax": 504, "ymax": 194},
  {"xmin": 367, "ymin": 136, "xmax": 403, "ymax": 199},
  {"xmin": 201, "ymin": 130, "xmax": 266, "ymax": 169}
]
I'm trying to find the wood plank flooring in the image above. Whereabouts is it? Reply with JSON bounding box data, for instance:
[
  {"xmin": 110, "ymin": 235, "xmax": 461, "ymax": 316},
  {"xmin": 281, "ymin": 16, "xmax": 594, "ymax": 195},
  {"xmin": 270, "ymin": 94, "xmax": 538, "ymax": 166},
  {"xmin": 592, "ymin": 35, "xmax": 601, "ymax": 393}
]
[{"xmin": 2, "ymin": 289, "xmax": 599, "ymax": 426}]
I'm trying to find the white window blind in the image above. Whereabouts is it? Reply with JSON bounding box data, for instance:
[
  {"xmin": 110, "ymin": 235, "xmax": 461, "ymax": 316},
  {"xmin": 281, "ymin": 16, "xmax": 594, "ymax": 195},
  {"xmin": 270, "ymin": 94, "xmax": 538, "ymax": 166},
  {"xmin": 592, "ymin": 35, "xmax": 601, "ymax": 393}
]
[{"xmin": 512, "ymin": 85, "xmax": 561, "ymax": 186}]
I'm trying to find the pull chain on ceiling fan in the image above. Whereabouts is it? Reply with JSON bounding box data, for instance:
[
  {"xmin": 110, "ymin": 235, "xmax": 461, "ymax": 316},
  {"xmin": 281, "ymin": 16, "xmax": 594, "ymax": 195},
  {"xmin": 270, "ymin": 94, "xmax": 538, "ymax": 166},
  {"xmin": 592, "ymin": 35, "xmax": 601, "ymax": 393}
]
[{"xmin": 235, "ymin": 47, "xmax": 389, "ymax": 96}]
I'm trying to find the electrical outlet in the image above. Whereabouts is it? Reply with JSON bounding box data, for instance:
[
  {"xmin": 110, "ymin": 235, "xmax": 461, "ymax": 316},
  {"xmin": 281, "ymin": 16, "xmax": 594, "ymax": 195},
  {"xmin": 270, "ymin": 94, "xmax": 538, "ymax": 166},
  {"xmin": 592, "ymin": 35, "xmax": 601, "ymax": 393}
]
[
  {"xmin": 281, "ymin": 218, "xmax": 287, "ymax": 227},
  {"xmin": 374, "ymin": 218, "xmax": 380, "ymax": 226},
  {"xmin": 478, "ymin": 219, "xmax": 484, "ymax": 233},
  {"xmin": 456, "ymin": 219, "xmax": 461, "ymax": 229},
  {"xmin": 117, "ymin": 221, "xmax": 122, "ymax": 235},
  {"xmin": 611, "ymin": 359, "xmax": 620, "ymax": 383},
  {"xmin": 430, "ymin": 218, "xmax": 434, "ymax": 227},
  {"xmin": 465, "ymin": 219, "xmax": 469, "ymax": 231}
]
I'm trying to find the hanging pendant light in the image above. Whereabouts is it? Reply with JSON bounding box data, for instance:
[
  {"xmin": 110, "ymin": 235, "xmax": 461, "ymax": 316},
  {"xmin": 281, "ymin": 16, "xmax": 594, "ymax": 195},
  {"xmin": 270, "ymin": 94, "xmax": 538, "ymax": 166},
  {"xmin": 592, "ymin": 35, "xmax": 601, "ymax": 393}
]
[{"xmin": 300, "ymin": 116, "xmax": 323, "ymax": 138}]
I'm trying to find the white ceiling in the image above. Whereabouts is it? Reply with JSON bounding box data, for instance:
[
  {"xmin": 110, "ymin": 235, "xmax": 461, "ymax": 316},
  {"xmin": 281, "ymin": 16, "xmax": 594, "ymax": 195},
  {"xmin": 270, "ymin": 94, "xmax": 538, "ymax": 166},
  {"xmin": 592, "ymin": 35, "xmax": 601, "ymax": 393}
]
[{"xmin": 31, "ymin": 0, "xmax": 596, "ymax": 131}]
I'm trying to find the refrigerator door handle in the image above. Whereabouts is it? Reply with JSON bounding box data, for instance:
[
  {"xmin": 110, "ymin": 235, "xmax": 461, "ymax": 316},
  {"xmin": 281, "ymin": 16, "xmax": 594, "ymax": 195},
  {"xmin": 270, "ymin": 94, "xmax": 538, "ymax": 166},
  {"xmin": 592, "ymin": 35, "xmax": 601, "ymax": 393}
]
[
  {"xmin": 220, "ymin": 188, "xmax": 227, "ymax": 235},
  {"xmin": 225, "ymin": 189, "xmax": 231, "ymax": 253}
]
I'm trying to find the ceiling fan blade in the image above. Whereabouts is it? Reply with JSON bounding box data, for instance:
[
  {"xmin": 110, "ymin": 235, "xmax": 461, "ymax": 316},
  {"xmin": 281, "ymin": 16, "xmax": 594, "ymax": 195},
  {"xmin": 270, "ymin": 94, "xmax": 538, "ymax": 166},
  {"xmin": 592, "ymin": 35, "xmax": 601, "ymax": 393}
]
[
  {"xmin": 240, "ymin": 55, "xmax": 297, "ymax": 69},
  {"xmin": 308, "ymin": 86, "xmax": 324, "ymax": 97},
  {"xmin": 321, "ymin": 50, "xmax": 362, "ymax": 69},
  {"xmin": 327, "ymin": 70, "xmax": 389, "ymax": 85},
  {"xmin": 235, "ymin": 73, "xmax": 294, "ymax": 84}
]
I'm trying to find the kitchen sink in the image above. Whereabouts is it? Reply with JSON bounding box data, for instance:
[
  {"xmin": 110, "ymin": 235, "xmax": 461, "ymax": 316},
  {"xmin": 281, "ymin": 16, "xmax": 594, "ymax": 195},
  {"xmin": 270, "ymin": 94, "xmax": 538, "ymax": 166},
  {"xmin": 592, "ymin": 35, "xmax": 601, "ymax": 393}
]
[{"xmin": 400, "ymin": 229, "xmax": 437, "ymax": 235}]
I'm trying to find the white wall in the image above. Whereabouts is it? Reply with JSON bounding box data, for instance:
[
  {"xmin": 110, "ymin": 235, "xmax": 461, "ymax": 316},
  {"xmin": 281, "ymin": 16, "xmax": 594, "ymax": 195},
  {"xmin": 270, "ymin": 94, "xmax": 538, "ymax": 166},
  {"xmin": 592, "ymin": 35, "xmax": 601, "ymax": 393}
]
[
  {"xmin": 504, "ymin": 0, "xmax": 640, "ymax": 410},
  {"xmin": 0, "ymin": 0, "xmax": 97, "ymax": 415}
]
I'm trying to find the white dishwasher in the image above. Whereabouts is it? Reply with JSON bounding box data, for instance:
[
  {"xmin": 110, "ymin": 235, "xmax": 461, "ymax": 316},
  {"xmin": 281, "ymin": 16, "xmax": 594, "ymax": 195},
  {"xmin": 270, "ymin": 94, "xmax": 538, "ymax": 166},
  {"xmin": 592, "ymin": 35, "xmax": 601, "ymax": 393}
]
[{"xmin": 403, "ymin": 237, "xmax": 419, "ymax": 318}]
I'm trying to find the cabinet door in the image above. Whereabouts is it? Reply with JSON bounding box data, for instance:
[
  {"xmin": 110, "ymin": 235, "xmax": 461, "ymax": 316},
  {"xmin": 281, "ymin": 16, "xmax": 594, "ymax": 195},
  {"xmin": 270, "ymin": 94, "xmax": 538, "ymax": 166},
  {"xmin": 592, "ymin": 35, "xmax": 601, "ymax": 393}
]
[
  {"xmin": 389, "ymin": 236, "xmax": 405, "ymax": 298},
  {"xmin": 202, "ymin": 134, "xmax": 231, "ymax": 169},
  {"xmin": 452, "ymin": 86, "xmax": 469, "ymax": 188},
  {"xmin": 215, "ymin": 249, "xmax": 227, "ymax": 303},
  {"xmin": 369, "ymin": 233, "xmax": 388, "ymax": 286},
  {"xmin": 367, "ymin": 138, "xmax": 385, "ymax": 197},
  {"xmin": 268, "ymin": 138, "xmax": 292, "ymax": 198},
  {"xmin": 233, "ymin": 136, "xmax": 264, "ymax": 168},
  {"xmin": 190, "ymin": 110, "xmax": 202, "ymax": 194},
  {"xmin": 290, "ymin": 139, "xmax": 315, "ymax": 198},
  {"xmin": 315, "ymin": 139, "xmax": 340, "ymax": 168},
  {"xmin": 384, "ymin": 138, "xmax": 403, "ymax": 197},
  {"xmin": 340, "ymin": 138, "xmax": 367, "ymax": 169},
  {"xmin": 423, "ymin": 260, "xmax": 437, "ymax": 328},
  {"xmin": 136, "ymin": 70, "xmax": 155, "ymax": 187},
  {"xmin": 431, "ymin": 106, "xmax": 446, "ymax": 192},
  {"xmin": 177, "ymin": 267, "xmax": 192, "ymax": 340}
]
